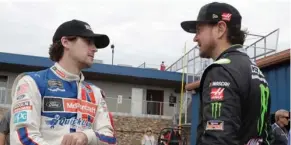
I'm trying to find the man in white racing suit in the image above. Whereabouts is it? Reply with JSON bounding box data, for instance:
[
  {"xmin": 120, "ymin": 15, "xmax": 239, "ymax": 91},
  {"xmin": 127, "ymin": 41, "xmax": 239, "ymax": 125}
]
[{"xmin": 10, "ymin": 19, "xmax": 116, "ymax": 145}]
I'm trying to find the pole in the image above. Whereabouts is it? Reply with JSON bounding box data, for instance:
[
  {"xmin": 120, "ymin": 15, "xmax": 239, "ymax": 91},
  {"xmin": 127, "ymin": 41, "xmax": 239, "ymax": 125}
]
[
  {"xmin": 111, "ymin": 44, "xmax": 115, "ymax": 65},
  {"xmin": 112, "ymin": 49, "xmax": 114, "ymax": 65},
  {"xmin": 179, "ymin": 42, "xmax": 187, "ymax": 131}
]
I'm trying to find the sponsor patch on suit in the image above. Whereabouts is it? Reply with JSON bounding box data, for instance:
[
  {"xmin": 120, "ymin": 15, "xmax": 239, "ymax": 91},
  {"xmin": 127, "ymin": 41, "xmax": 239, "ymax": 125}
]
[
  {"xmin": 206, "ymin": 120, "xmax": 224, "ymax": 131},
  {"xmin": 13, "ymin": 99, "xmax": 33, "ymax": 113},
  {"xmin": 43, "ymin": 97, "xmax": 97, "ymax": 117},
  {"xmin": 47, "ymin": 80, "xmax": 65, "ymax": 92},
  {"xmin": 43, "ymin": 97, "xmax": 64, "ymax": 112}
]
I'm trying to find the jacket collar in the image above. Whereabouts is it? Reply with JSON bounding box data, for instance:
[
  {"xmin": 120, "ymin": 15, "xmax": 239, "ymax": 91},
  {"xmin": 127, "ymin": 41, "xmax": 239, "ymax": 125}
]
[
  {"xmin": 50, "ymin": 63, "xmax": 84, "ymax": 82},
  {"xmin": 215, "ymin": 44, "xmax": 246, "ymax": 61}
]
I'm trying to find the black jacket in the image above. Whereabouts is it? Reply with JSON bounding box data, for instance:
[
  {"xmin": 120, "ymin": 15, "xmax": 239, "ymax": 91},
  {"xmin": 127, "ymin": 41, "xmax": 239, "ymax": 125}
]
[
  {"xmin": 271, "ymin": 123, "xmax": 288, "ymax": 145},
  {"xmin": 196, "ymin": 45, "xmax": 274, "ymax": 145}
]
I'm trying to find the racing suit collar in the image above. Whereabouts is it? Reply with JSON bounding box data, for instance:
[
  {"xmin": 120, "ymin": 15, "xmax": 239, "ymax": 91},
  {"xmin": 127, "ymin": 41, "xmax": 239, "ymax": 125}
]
[
  {"xmin": 215, "ymin": 44, "xmax": 244, "ymax": 61},
  {"xmin": 50, "ymin": 63, "xmax": 84, "ymax": 82}
]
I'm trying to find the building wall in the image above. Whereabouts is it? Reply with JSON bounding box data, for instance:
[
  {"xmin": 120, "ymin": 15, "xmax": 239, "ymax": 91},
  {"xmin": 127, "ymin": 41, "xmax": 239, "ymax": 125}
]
[
  {"xmin": 0, "ymin": 71, "xmax": 180, "ymax": 116},
  {"xmin": 262, "ymin": 62, "xmax": 290, "ymax": 112},
  {"xmin": 91, "ymin": 80, "xmax": 180, "ymax": 116},
  {"xmin": 113, "ymin": 115, "xmax": 173, "ymax": 145},
  {"xmin": 0, "ymin": 71, "xmax": 18, "ymax": 105}
]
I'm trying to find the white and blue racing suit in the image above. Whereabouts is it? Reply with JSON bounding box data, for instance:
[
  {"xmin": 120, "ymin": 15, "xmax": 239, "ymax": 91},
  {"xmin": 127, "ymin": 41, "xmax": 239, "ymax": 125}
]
[{"xmin": 10, "ymin": 63, "xmax": 116, "ymax": 145}]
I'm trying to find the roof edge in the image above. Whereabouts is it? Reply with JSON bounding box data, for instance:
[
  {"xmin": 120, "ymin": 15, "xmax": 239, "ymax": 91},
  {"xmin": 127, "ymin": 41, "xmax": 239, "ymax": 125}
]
[
  {"xmin": 256, "ymin": 49, "xmax": 290, "ymax": 68},
  {"xmin": 185, "ymin": 49, "xmax": 290, "ymax": 91}
]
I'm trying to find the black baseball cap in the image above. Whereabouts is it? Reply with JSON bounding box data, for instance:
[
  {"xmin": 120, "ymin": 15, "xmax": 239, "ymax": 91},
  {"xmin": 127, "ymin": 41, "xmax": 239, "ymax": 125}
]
[
  {"xmin": 181, "ymin": 2, "xmax": 242, "ymax": 33},
  {"xmin": 53, "ymin": 19, "xmax": 110, "ymax": 49}
]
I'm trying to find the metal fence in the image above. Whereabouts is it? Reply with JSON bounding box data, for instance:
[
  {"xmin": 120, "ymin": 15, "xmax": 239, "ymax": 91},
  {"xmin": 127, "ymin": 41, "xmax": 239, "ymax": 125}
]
[
  {"xmin": 137, "ymin": 62, "xmax": 165, "ymax": 70},
  {"xmin": 244, "ymin": 29, "xmax": 279, "ymax": 61},
  {"xmin": 105, "ymin": 97, "xmax": 178, "ymax": 117},
  {"xmin": 165, "ymin": 45, "xmax": 213, "ymax": 82}
]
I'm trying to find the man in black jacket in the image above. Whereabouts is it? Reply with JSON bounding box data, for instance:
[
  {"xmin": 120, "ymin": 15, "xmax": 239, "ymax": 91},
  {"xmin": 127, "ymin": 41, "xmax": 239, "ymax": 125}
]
[
  {"xmin": 181, "ymin": 2, "xmax": 273, "ymax": 145},
  {"xmin": 272, "ymin": 109, "xmax": 289, "ymax": 145}
]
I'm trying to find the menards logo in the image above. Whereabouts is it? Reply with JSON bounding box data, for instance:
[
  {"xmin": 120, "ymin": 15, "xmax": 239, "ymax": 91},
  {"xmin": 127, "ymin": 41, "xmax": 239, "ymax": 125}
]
[{"xmin": 64, "ymin": 99, "xmax": 97, "ymax": 117}]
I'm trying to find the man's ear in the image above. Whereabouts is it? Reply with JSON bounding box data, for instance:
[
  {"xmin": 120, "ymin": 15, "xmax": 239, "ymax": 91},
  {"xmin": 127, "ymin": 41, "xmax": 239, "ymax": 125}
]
[
  {"xmin": 60, "ymin": 37, "xmax": 70, "ymax": 50},
  {"xmin": 217, "ymin": 21, "xmax": 227, "ymax": 39}
]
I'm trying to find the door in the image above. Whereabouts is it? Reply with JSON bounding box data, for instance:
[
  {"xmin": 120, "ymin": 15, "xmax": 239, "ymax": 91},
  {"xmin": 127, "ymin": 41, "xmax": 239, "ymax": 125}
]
[
  {"xmin": 146, "ymin": 89, "xmax": 164, "ymax": 115},
  {"xmin": 131, "ymin": 88, "xmax": 143, "ymax": 115}
]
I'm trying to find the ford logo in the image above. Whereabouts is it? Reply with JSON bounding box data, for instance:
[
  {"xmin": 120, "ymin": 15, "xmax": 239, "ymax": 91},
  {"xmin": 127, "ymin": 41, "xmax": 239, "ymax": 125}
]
[{"xmin": 46, "ymin": 101, "xmax": 61, "ymax": 108}]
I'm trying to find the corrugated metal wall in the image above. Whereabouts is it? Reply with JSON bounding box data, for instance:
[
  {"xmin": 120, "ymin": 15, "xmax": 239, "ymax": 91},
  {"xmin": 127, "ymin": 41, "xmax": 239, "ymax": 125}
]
[
  {"xmin": 262, "ymin": 62, "xmax": 290, "ymax": 112},
  {"xmin": 190, "ymin": 93, "xmax": 200, "ymax": 145},
  {"xmin": 190, "ymin": 62, "xmax": 290, "ymax": 145}
]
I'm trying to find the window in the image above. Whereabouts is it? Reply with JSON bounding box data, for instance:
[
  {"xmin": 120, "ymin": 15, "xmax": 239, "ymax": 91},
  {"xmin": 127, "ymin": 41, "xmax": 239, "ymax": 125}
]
[
  {"xmin": 0, "ymin": 87, "xmax": 7, "ymax": 104},
  {"xmin": 0, "ymin": 75, "xmax": 8, "ymax": 104}
]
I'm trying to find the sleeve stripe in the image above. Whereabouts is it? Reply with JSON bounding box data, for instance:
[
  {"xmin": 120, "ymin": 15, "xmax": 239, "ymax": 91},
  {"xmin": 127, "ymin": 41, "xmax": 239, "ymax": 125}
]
[
  {"xmin": 96, "ymin": 132, "xmax": 117, "ymax": 144},
  {"xmin": 17, "ymin": 127, "xmax": 39, "ymax": 145}
]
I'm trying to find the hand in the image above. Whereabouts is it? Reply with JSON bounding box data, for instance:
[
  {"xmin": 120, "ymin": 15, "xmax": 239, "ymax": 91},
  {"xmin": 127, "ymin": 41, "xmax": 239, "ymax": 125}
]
[{"xmin": 61, "ymin": 132, "xmax": 88, "ymax": 145}]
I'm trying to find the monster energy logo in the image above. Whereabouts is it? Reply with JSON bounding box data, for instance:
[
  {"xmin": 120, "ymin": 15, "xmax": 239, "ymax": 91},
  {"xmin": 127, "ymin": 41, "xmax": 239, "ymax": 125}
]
[
  {"xmin": 211, "ymin": 102, "xmax": 221, "ymax": 119},
  {"xmin": 257, "ymin": 84, "xmax": 270, "ymax": 136}
]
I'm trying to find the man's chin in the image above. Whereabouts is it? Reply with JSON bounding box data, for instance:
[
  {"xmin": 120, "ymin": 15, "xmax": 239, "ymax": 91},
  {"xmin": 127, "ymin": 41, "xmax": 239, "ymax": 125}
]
[
  {"xmin": 86, "ymin": 62, "xmax": 93, "ymax": 68},
  {"xmin": 80, "ymin": 62, "xmax": 93, "ymax": 69},
  {"xmin": 199, "ymin": 52, "xmax": 210, "ymax": 59}
]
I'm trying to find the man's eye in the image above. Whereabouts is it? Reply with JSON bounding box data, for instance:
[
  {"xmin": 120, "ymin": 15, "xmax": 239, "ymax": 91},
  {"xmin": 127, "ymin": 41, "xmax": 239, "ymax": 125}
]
[
  {"xmin": 85, "ymin": 38, "xmax": 94, "ymax": 44},
  {"xmin": 196, "ymin": 29, "xmax": 200, "ymax": 34}
]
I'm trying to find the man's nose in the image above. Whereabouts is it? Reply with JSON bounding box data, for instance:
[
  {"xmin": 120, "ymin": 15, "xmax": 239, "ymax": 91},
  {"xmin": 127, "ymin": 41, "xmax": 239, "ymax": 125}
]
[{"xmin": 91, "ymin": 45, "xmax": 97, "ymax": 53}]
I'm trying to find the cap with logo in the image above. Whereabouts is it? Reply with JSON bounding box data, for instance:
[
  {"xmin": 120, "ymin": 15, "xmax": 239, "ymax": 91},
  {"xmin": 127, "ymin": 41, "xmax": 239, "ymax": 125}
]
[
  {"xmin": 181, "ymin": 2, "xmax": 242, "ymax": 33},
  {"xmin": 53, "ymin": 19, "xmax": 110, "ymax": 49}
]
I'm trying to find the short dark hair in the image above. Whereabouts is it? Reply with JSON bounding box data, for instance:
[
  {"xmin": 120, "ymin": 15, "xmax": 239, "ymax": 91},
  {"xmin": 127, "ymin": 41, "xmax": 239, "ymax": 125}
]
[
  {"xmin": 48, "ymin": 36, "xmax": 77, "ymax": 62},
  {"xmin": 227, "ymin": 26, "xmax": 248, "ymax": 45}
]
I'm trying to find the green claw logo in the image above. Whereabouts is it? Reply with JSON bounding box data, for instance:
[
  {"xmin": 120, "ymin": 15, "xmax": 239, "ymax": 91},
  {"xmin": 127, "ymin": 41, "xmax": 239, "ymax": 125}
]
[
  {"xmin": 211, "ymin": 102, "xmax": 221, "ymax": 119},
  {"xmin": 257, "ymin": 84, "xmax": 270, "ymax": 136}
]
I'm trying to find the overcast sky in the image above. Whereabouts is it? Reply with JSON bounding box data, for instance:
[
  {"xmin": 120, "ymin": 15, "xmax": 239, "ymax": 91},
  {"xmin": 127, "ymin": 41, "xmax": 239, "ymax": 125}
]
[{"xmin": 0, "ymin": 0, "xmax": 290, "ymax": 68}]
